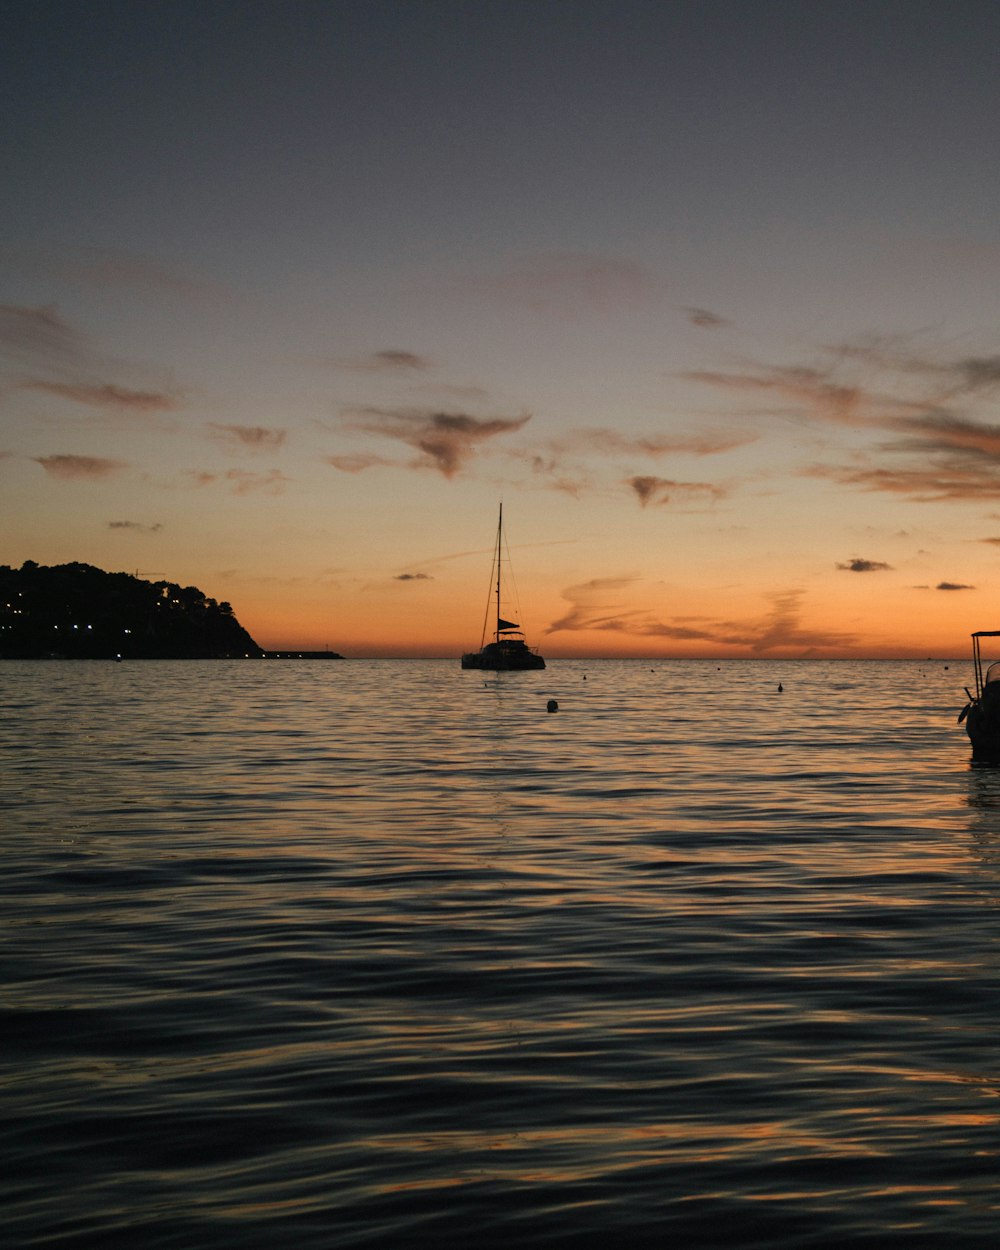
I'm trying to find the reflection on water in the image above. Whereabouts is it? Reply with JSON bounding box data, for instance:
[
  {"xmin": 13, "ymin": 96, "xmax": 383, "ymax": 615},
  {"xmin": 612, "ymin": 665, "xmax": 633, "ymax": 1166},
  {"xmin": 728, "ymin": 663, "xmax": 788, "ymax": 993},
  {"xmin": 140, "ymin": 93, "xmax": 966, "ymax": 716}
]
[
  {"xmin": 4, "ymin": 658, "xmax": 1000, "ymax": 1248},
  {"xmin": 964, "ymin": 767, "xmax": 1000, "ymax": 876}
]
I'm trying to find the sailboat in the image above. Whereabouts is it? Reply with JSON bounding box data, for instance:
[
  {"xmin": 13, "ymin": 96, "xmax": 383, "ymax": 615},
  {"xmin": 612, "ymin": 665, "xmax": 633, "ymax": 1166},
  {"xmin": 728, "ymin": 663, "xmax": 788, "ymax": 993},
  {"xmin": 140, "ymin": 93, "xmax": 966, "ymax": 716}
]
[{"xmin": 461, "ymin": 505, "xmax": 546, "ymax": 671}]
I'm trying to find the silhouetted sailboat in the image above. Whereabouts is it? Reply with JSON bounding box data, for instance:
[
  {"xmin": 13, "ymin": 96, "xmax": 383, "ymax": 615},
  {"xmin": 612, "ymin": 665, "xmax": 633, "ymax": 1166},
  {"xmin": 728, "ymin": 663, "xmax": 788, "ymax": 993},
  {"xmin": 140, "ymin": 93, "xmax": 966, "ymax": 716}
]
[{"xmin": 461, "ymin": 505, "xmax": 545, "ymax": 671}]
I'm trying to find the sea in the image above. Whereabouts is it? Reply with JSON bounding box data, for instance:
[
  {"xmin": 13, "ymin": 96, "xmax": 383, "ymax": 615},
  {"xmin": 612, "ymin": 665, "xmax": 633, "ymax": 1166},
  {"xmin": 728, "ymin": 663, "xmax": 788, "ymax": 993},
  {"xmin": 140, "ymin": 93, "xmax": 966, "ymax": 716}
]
[{"xmin": 4, "ymin": 657, "xmax": 1000, "ymax": 1248}]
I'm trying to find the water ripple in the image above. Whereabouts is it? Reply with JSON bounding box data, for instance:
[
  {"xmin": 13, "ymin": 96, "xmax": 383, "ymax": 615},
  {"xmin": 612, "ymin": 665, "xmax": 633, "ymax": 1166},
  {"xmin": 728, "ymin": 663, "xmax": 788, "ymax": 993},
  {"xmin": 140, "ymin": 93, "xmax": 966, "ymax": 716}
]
[{"xmin": 4, "ymin": 659, "xmax": 999, "ymax": 1247}]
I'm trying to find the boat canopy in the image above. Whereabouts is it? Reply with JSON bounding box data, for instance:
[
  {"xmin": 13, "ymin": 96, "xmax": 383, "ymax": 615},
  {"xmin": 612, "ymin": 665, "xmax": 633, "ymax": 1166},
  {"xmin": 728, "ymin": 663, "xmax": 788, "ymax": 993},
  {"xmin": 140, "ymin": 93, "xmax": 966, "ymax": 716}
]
[{"xmin": 971, "ymin": 632, "xmax": 1000, "ymax": 699}]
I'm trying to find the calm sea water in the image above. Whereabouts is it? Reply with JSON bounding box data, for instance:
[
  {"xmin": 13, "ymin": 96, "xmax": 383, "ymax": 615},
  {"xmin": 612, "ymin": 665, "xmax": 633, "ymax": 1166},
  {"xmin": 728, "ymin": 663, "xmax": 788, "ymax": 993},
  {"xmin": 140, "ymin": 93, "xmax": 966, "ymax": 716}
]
[{"xmin": 4, "ymin": 658, "xmax": 1000, "ymax": 1248}]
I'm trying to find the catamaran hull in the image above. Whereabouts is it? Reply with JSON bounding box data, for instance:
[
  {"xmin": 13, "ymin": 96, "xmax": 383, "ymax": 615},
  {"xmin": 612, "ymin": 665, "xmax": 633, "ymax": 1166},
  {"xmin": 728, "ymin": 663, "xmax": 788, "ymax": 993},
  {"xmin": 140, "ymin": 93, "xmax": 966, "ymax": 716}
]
[{"xmin": 461, "ymin": 643, "xmax": 545, "ymax": 671}]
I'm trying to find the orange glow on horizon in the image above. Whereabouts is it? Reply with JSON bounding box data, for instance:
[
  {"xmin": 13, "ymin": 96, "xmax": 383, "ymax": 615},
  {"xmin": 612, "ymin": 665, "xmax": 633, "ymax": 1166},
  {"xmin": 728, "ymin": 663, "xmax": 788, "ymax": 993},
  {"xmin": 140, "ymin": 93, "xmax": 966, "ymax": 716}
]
[{"xmin": 239, "ymin": 573, "xmax": 981, "ymax": 661}]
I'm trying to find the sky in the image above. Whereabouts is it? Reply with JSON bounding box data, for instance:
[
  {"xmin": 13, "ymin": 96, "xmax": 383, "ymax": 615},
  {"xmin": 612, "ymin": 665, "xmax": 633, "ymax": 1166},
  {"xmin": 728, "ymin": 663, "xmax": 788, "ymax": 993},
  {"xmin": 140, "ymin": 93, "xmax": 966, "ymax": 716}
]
[{"xmin": 4, "ymin": 0, "xmax": 1000, "ymax": 658}]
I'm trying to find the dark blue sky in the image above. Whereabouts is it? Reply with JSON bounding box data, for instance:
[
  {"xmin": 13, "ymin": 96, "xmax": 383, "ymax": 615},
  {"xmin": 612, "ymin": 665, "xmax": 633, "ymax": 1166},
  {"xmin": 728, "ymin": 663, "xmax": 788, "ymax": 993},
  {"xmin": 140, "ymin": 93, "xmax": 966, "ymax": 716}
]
[{"xmin": 3, "ymin": 1, "xmax": 1000, "ymax": 655}]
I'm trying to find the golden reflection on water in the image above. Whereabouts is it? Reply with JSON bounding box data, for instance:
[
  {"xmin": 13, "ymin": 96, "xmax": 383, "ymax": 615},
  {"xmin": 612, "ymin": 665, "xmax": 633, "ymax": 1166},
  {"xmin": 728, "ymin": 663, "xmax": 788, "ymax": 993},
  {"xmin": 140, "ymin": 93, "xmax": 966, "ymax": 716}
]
[{"xmin": 366, "ymin": 1116, "xmax": 883, "ymax": 1180}]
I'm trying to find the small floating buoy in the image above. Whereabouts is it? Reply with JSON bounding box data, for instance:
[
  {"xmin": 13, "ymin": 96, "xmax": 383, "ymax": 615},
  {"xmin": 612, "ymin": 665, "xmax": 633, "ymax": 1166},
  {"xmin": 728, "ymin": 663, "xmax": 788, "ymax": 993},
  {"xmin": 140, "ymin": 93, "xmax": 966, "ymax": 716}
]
[
  {"xmin": 777, "ymin": 683, "xmax": 783, "ymax": 692},
  {"xmin": 547, "ymin": 699, "xmax": 558, "ymax": 713}
]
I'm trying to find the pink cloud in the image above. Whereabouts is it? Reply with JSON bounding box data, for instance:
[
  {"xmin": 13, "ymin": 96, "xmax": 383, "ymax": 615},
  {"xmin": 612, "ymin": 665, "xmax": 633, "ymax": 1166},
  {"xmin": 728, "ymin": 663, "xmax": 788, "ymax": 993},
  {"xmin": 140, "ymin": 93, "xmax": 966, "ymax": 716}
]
[
  {"xmin": 342, "ymin": 407, "xmax": 531, "ymax": 477},
  {"xmin": 34, "ymin": 454, "xmax": 128, "ymax": 479},
  {"xmin": 325, "ymin": 453, "xmax": 394, "ymax": 473},
  {"xmin": 626, "ymin": 475, "xmax": 727, "ymax": 508},
  {"xmin": 184, "ymin": 468, "xmax": 288, "ymax": 494},
  {"xmin": 548, "ymin": 582, "xmax": 858, "ymax": 654},
  {"xmin": 580, "ymin": 427, "xmax": 754, "ymax": 457},
  {"xmin": 210, "ymin": 424, "xmax": 287, "ymax": 451},
  {"xmin": 25, "ymin": 380, "xmax": 179, "ymax": 411}
]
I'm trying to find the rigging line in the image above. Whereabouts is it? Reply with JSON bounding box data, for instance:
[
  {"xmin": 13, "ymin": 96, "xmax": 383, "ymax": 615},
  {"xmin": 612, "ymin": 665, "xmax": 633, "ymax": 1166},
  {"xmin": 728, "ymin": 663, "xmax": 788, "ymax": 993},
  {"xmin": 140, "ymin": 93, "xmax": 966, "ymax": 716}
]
[
  {"xmin": 478, "ymin": 540, "xmax": 498, "ymax": 649},
  {"xmin": 477, "ymin": 502, "xmax": 502, "ymax": 648},
  {"xmin": 500, "ymin": 514, "xmax": 530, "ymax": 638}
]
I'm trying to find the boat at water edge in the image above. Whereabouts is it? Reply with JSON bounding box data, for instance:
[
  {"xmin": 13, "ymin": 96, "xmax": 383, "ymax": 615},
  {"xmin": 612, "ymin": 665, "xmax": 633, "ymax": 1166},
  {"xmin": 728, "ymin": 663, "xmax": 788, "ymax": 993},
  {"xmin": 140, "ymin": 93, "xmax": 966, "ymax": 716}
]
[
  {"xmin": 959, "ymin": 630, "xmax": 1000, "ymax": 761},
  {"xmin": 461, "ymin": 505, "xmax": 545, "ymax": 671}
]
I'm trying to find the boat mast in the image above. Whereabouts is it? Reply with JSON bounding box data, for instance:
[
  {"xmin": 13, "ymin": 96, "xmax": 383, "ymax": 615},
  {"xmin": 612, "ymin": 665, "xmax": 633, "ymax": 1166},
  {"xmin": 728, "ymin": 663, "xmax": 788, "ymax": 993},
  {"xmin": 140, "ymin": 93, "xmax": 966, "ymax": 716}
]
[{"xmin": 495, "ymin": 502, "xmax": 503, "ymax": 643}]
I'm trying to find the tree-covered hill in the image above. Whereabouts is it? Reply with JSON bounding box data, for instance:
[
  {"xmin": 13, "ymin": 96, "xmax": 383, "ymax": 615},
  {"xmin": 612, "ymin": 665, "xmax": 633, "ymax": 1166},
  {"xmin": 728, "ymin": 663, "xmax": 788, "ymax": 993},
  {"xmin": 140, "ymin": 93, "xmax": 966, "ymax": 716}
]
[{"xmin": 0, "ymin": 562, "xmax": 264, "ymax": 659}]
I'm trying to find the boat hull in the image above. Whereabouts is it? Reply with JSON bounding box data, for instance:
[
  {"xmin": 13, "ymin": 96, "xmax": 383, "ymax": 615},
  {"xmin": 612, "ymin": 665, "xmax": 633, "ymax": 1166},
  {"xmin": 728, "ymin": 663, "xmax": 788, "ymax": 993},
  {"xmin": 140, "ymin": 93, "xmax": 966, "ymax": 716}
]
[
  {"xmin": 461, "ymin": 641, "xmax": 545, "ymax": 671},
  {"xmin": 966, "ymin": 702, "xmax": 1000, "ymax": 762}
]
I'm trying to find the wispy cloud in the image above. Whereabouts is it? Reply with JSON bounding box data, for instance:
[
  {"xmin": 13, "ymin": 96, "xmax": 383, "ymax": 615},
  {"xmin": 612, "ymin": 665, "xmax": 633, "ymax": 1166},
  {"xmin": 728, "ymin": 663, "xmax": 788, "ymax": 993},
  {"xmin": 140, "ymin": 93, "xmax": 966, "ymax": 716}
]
[
  {"xmin": 395, "ymin": 572, "xmax": 433, "ymax": 581},
  {"xmin": 682, "ymin": 306, "xmax": 730, "ymax": 329},
  {"xmin": 937, "ymin": 581, "xmax": 975, "ymax": 591},
  {"xmin": 25, "ymin": 380, "xmax": 179, "ymax": 412},
  {"xmin": 223, "ymin": 469, "xmax": 289, "ymax": 496},
  {"xmin": 341, "ymin": 406, "xmax": 531, "ymax": 477},
  {"xmin": 547, "ymin": 577, "xmax": 648, "ymax": 634},
  {"xmin": 685, "ymin": 335, "xmax": 1000, "ymax": 505},
  {"xmin": 577, "ymin": 427, "xmax": 755, "ymax": 457},
  {"xmin": 951, "ymin": 357, "xmax": 1000, "ymax": 393},
  {"xmin": 413, "ymin": 381, "xmax": 491, "ymax": 402},
  {"xmin": 186, "ymin": 468, "xmax": 290, "ymax": 495},
  {"xmin": 2, "ymin": 303, "xmax": 182, "ymax": 428},
  {"xmin": 325, "ymin": 452, "xmax": 395, "ymax": 473},
  {"xmin": 506, "ymin": 425, "xmax": 751, "ymax": 498},
  {"xmin": 547, "ymin": 581, "xmax": 858, "ymax": 654},
  {"xmin": 682, "ymin": 365, "xmax": 869, "ymax": 425},
  {"xmin": 210, "ymin": 424, "xmax": 287, "ymax": 451},
  {"xmin": 836, "ymin": 557, "xmax": 892, "ymax": 572},
  {"xmin": 808, "ymin": 462, "xmax": 1000, "ymax": 503},
  {"xmin": 887, "ymin": 411, "xmax": 1000, "ymax": 458},
  {"xmin": 109, "ymin": 519, "xmax": 163, "ymax": 532},
  {"xmin": 626, "ymin": 475, "xmax": 728, "ymax": 508},
  {"xmin": 0, "ymin": 304, "xmax": 86, "ymax": 370},
  {"xmin": 338, "ymin": 349, "xmax": 432, "ymax": 372},
  {"xmin": 470, "ymin": 251, "xmax": 660, "ymax": 317},
  {"xmin": 34, "ymin": 454, "xmax": 128, "ymax": 480},
  {"xmin": 831, "ymin": 338, "xmax": 1000, "ymax": 397},
  {"xmin": 52, "ymin": 248, "xmax": 224, "ymax": 302}
]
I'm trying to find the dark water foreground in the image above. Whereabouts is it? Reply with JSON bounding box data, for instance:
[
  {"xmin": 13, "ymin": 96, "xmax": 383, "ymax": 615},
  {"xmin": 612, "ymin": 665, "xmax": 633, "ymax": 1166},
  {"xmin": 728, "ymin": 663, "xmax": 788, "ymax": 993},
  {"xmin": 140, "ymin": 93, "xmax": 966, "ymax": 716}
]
[{"xmin": 4, "ymin": 659, "xmax": 1000, "ymax": 1248}]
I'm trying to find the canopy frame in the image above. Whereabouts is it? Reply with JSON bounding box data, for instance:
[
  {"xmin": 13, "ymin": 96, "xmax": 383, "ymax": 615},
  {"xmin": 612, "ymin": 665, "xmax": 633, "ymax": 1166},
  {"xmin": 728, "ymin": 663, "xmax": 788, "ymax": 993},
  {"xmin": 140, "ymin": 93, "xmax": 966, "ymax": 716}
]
[{"xmin": 971, "ymin": 632, "xmax": 1000, "ymax": 699}]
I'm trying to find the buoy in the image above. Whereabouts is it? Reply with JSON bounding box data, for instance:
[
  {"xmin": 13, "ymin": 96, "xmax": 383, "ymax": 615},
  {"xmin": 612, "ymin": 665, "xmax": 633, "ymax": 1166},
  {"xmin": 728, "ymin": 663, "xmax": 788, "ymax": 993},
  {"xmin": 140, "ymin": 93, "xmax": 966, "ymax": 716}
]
[
  {"xmin": 547, "ymin": 699, "xmax": 558, "ymax": 713},
  {"xmin": 778, "ymin": 683, "xmax": 783, "ymax": 692}
]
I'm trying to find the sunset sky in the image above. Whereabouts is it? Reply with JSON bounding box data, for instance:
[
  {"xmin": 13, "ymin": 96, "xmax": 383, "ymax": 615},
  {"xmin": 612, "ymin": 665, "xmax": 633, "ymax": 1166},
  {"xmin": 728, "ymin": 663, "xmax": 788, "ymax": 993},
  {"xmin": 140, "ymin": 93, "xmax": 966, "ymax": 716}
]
[{"xmin": 4, "ymin": 0, "xmax": 1000, "ymax": 657}]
